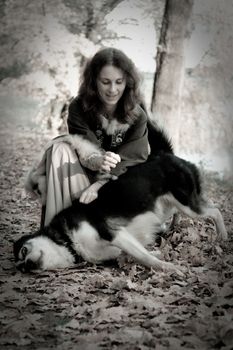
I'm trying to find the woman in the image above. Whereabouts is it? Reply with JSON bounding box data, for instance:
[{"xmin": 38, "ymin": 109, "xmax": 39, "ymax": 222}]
[{"xmin": 26, "ymin": 47, "xmax": 150, "ymax": 227}]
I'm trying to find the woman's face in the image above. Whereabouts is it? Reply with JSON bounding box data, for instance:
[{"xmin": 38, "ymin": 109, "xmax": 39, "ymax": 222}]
[{"xmin": 97, "ymin": 65, "xmax": 126, "ymax": 111}]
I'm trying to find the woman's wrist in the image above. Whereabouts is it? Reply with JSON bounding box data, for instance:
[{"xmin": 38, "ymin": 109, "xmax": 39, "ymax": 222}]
[{"xmin": 80, "ymin": 153, "xmax": 104, "ymax": 171}]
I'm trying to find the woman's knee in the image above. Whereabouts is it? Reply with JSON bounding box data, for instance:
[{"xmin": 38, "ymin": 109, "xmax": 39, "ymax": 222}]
[
  {"xmin": 52, "ymin": 142, "xmax": 77, "ymax": 161},
  {"xmin": 50, "ymin": 141, "xmax": 90, "ymax": 179}
]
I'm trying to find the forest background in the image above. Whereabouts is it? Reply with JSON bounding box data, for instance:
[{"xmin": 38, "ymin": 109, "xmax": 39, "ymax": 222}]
[{"xmin": 1, "ymin": 0, "xmax": 232, "ymax": 177}]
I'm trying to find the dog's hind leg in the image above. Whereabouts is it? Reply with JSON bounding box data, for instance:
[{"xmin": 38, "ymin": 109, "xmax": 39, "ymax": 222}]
[
  {"xmin": 111, "ymin": 227, "xmax": 183, "ymax": 276},
  {"xmin": 169, "ymin": 197, "xmax": 228, "ymax": 240},
  {"xmin": 199, "ymin": 206, "xmax": 228, "ymax": 240},
  {"xmin": 170, "ymin": 213, "xmax": 180, "ymax": 229}
]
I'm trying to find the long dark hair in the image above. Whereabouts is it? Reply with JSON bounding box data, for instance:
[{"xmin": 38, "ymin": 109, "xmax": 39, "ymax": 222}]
[{"xmin": 78, "ymin": 47, "xmax": 143, "ymax": 123}]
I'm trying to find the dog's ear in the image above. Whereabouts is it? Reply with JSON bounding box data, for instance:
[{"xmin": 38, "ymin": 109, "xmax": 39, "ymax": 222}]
[{"xmin": 13, "ymin": 235, "xmax": 31, "ymax": 261}]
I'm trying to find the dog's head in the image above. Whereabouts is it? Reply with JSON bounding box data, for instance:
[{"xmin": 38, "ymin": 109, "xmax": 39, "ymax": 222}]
[
  {"xmin": 13, "ymin": 235, "xmax": 44, "ymax": 273},
  {"xmin": 14, "ymin": 233, "xmax": 75, "ymax": 273}
]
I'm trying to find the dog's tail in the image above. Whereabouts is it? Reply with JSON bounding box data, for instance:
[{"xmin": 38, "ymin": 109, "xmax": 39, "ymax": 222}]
[
  {"xmin": 140, "ymin": 102, "xmax": 173, "ymax": 155},
  {"xmin": 147, "ymin": 119, "xmax": 173, "ymax": 155}
]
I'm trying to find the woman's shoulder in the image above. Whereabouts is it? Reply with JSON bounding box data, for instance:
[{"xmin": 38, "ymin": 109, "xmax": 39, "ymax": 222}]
[
  {"xmin": 69, "ymin": 96, "xmax": 84, "ymax": 113},
  {"xmin": 68, "ymin": 96, "xmax": 97, "ymax": 130},
  {"xmin": 68, "ymin": 96, "xmax": 90, "ymax": 124},
  {"xmin": 133, "ymin": 103, "xmax": 148, "ymax": 123}
]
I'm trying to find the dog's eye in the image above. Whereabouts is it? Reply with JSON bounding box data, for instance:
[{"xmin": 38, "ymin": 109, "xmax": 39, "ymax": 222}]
[{"xmin": 21, "ymin": 246, "xmax": 28, "ymax": 259}]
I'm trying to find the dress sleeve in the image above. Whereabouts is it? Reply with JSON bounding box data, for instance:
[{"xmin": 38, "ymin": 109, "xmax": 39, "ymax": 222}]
[
  {"xmin": 67, "ymin": 97, "xmax": 99, "ymax": 146},
  {"xmin": 110, "ymin": 105, "xmax": 149, "ymax": 177},
  {"xmin": 67, "ymin": 97, "xmax": 104, "ymax": 171}
]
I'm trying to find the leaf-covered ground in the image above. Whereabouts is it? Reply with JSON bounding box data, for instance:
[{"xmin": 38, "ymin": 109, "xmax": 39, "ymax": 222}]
[{"xmin": 0, "ymin": 121, "xmax": 233, "ymax": 350}]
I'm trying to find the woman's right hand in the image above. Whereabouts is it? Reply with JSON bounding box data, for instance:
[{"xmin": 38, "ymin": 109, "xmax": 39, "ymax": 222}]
[{"xmin": 100, "ymin": 151, "xmax": 121, "ymax": 172}]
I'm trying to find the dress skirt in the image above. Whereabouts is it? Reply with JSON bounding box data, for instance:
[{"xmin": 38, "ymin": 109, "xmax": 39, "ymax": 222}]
[{"xmin": 41, "ymin": 142, "xmax": 93, "ymax": 227}]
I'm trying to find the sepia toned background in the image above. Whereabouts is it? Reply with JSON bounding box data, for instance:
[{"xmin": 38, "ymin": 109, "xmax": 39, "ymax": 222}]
[{"xmin": 0, "ymin": 1, "xmax": 233, "ymax": 349}]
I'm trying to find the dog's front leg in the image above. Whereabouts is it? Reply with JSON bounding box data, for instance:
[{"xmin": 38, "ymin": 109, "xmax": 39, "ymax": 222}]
[{"xmin": 112, "ymin": 228, "xmax": 183, "ymax": 276}]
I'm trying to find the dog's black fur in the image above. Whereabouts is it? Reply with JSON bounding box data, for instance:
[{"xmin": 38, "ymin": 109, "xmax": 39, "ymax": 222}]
[{"xmin": 14, "ymin": 121, "xmax": 227, "ymax": 273}]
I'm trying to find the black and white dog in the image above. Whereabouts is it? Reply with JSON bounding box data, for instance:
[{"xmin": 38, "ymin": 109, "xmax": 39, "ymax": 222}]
[{"xmin": 14, "ymin": 122, "xmax": 227, "ymax": 274}]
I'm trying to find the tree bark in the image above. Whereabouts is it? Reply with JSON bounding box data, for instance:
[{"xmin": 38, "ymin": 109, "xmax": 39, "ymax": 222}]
[
  {"xmin": 151, "ymin": 0, "xmax": 193, "ymax": 150},
  {"xmin": 79, "ymin": 0, "xmax": 123, "ymax": 68}
]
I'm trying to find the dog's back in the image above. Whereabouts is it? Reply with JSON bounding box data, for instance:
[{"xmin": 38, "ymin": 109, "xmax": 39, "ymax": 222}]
[{"xmin": 93, "ymin": 153, "xmax": 202, "ymax": 216}]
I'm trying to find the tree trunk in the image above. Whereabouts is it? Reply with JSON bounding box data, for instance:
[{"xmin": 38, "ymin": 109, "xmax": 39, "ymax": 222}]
[{"xmin": 151, "ymin": 0, "xmax": 193, "ymax": 151}]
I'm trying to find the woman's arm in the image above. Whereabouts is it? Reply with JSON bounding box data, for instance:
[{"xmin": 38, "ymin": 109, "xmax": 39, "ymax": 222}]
[
  {"xmin": 79, "ymin": 179, "xmax": 108, "ymax": 204},
  {"xmin": 68, "ymin": 97, "xmax": 122, "ymax": 174}
]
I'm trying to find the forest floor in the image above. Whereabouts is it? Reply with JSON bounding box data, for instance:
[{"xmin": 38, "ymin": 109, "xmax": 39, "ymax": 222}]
[{"xmin": 0, "ymin": 120, "xmax": 233, "ymax": 350}]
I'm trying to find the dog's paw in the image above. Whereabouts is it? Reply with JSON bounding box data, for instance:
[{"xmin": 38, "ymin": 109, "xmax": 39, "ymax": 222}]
[
  {"xmin": 220, "ymin": 229, "xmax": 228, "ymax": 241},
  {"xmin": 162, "ymin": 261, "xmax": 185, "ymax": 277},
  {"xmin": 216, "ymin": 229, "xmax": 228, "ymax": 242},
  {"xmin": 150, "ymin": 250, "xmax": 163, "ymax": 259}
]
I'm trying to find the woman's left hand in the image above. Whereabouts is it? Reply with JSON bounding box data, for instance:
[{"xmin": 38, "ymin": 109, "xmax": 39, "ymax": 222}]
[
  {"xmin": 79, "ymin": 187, "xmax": 98, "ymax": 204},
  {"xmin": 79, "ymin": 180, "xmax": 108, "ymax": 204}
]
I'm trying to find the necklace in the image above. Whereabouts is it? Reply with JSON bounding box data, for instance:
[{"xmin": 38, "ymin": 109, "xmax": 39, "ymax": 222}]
[{"xmin": 103, "ymin": 111, "xmax": 114, "ymax": 120}]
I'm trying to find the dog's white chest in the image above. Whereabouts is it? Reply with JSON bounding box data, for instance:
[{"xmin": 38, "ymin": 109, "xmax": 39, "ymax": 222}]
[{"xmin": 71, "ymin": 221, "xmax": 121, "ymax": 263}]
